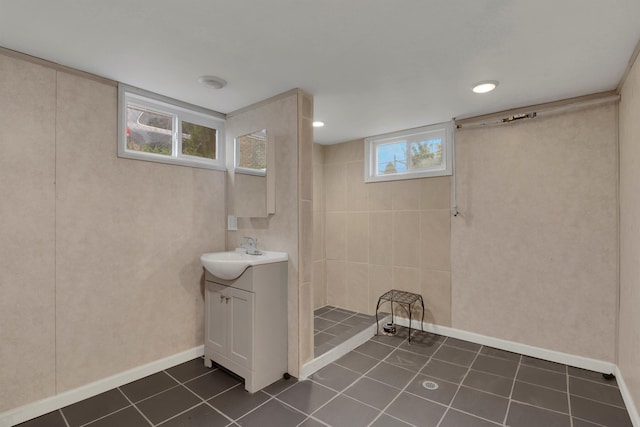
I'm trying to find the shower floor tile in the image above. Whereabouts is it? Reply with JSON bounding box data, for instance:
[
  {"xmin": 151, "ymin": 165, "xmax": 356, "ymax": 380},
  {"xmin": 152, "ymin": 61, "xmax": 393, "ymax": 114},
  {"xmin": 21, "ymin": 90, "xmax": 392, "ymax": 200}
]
[{"xmin": 313, "ymin": 305, "xmax": 377, "ymax": 358}]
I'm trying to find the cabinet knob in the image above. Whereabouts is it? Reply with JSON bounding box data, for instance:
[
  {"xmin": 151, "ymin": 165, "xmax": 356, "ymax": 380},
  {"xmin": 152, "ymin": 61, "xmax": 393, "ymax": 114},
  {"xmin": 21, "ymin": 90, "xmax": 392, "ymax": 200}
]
[
  {"xmin": 225, "ymin": 296, "xmax": 231, "ymax": 304},
  {"xmin": 220, "ymin": 295, "xmax": 225, "ymax": 303}
]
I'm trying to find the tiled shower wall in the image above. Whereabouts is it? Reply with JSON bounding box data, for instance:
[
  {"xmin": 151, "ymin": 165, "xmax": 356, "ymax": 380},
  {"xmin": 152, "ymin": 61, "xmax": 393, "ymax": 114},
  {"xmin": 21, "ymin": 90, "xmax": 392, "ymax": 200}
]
[
  {"xmin": 317, "ymin": 140, "xmax": 452, "ymax": 325},
  {"xmin": 312, "ymin": 143, "xmax": 326, "ymax": 310}
]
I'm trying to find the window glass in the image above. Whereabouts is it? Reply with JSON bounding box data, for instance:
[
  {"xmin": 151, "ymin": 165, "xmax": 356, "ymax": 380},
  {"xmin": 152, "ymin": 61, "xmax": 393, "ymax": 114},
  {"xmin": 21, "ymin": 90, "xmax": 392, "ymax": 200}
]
[
  {"xmin": 182, "ymin": 121, "xmax": 217, "ymax": 160},
  {"xmin": 411, "ymin": 137, "xmax": 443, "ymax": 169},
  {"xmin": 377, "ymin": 141, "xmax": 407, "ymax": 175},
  {"xmin": 126, "ymin": 106, "xmax": 172, "ymax": 156}
]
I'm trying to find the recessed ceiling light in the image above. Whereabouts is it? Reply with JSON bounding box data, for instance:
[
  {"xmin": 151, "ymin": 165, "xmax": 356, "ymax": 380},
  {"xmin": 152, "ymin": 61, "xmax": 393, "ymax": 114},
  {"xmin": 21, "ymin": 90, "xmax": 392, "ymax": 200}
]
[
  {"xmin": 313, "ymin": 121, "xmax": 325, "ymax": 127},
  {"xmin": 198, "ymin": 75, "xmax": 227, "ymax": 89},
  {"xmin": 472, "ymin": 80, "xmax": 498, "ymax": 94}
]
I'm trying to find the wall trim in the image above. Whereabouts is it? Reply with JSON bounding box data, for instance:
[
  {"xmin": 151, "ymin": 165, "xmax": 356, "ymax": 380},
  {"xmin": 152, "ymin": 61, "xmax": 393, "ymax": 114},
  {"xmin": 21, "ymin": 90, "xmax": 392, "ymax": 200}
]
[
  {"xmin": 226, "ymin": 88, "xmax": 300, "ymax": 118},
  {"xmin": 0, "ymin": 46, "xmax": 118, "ymax": 87},
  {"xmin": 393, "ymin": 317, "xmax": 617, "ymax": 374},
  {"xmin": 300, "ymin": 316, "xmax": 390, "ymax": 379},
  {"xmin": 616, "ymin": 365, "xmax": 640, "ymax": 427},
  {"xmin": 301, "ymin": 316, "xmax": 619, "ymax": 382},
  {"xmin": 617, "ymin": 36, "xmax": 640, "ymax": 93},
  {"xmin": 0, "ymin": 346, "xmax": 204, "ymax": 427}
]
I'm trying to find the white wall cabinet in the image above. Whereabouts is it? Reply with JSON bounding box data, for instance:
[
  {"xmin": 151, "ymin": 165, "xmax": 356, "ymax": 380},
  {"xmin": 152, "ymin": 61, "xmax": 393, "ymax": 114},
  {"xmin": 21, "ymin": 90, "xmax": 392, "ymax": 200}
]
[{"xmin": 204, "ymin": 261, "xmax": 288, "ymax": 392}]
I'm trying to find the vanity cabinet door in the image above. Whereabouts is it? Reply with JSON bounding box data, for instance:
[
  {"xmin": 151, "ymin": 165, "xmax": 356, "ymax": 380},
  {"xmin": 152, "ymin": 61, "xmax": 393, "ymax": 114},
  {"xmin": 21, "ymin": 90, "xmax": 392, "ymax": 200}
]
[
  {"xmin": 205, "ymin": 283, "xmax": 228, "ymax": 356},
  {"xmin": 228, "ymin": 287, "xmax": 254, "ymax": 369}
]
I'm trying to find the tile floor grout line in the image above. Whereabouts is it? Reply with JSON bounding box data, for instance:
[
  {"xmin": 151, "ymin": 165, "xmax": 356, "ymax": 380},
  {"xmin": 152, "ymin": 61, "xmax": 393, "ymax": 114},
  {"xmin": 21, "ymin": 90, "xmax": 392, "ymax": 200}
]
[
  {"xmin": 510, "ymin": 377, "xmax": 571, "ymax": 394},
  {"xmin": 200, "ymin": 398, "xmax": 240, "ymax": 425},
  {"xmin": 188, "ymin": 380, "xmax": 241, "ymax": 404},
  {"xmin": 167, "ymin": 364, "xmax": 246, "ymax": 397},
  {"xmin": 262, "ymin": 379, "xmax": 299, "ymax": 398},
  {"xmin": 243, "ymin": 394, "xmax": 306, "ymax": 423},
  {"xmin": 332, "ymin": 361, "xmax": 389, "ymax": 380},
  {"xmin": 153, "ymin": 401, "xmax": 233, "ymax": 427},
  {"xmin": 147, "ymin": 368, "xmax": 238, "ymax": 425},
  {"xmin": 429, "ymin": 350, "xmax": 522, "ymax": 374},
  {"xmin": 161, "ymin": 369, "xmax": 241, "ymax": 425},
  {"xmin": 519, "ymin": 360, "xmax": 571, "ymax": 375},
  {"xmin": 122, "ymin": 383, "xmax": 182, "ymax": 406},
  {"xmin": 435, "ymin": 345, "xmax": 488, "ymax": 427},
  {"xmin": 273, "ymin": 393, "xmax": 342, "ymax": 423},
  {"xmin": 153, "ymin": 402, "xmax": 211, "ymax": 426},
  {"xmin": 306, "ymin": 328, "xmax": 413, "ymax": 425},
  {"xmin": 115, "ymin": 387, "xmax": 154, "ymax": 427},
  {"xmin": 568, "ymin": 392, "xmax": 629, "ymax": 409},
  {"xmin": 572, "ymin": 415, "xmax": 610, "ymax": 427},
  {"xmin": 366, "ymin": 329, "xmax": 449, "ymax": 427},
  {"xmin": 164, "ymin": 366, "xmax": 220, "ymax": 386},
  {"xmin": 76, "ymin": 405, "xmax": 136, "ymax": 427},
  {"xmin": 506, "ymin": 399, "xmax": 576, "ymax": 418},
  {"xmin": 568, "ymin": 374, "xmax": 620, "ymax": 388},
  {"xmin": 226, "ymin": 389, "xmax": 275, "ymax": 419},
  {"xmin": 441, "ymin": 408, "xmax": 505, "ymax": 426},
  {"xmin": 295, "ymin": 414, "xmax": 332, "ymax": 427},
  {"xmin": 58, "ymin": 408, "xmax": 71, "ymax": 427},
  {"xmin": 567, "ymin": 364, "xmax": 574, "ymax": 427},
  {"xmin": 151, "ymin": 401, "xmax": 209, "ymax": 427},
  {"xmin": 451, "ymin": 361, "xmax": 568, "ymax": 387},
  {"xmin": 502, "ymin": 354, "xmax": 522, "ymax": 426}
]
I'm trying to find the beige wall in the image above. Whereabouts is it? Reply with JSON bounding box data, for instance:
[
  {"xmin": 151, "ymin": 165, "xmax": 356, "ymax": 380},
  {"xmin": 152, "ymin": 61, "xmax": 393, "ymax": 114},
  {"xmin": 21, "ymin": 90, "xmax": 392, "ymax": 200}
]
[
  {"xmin": 225, "ymin": 89, "xmax": 315, "ymax": 375},
  {"xmin": 0, "ymin": 53, "xmax": 227, "ymax": 411},
  {"xmin": 233, "ymin": 173, "xmax": 267, "ymax": 218},
  {"xmin": 619, "ymin": 50, "xmax": 640, "ymax": 411},
  {"xmin": 321, "ymin": 140, "xmax": 452, "ymax": 325},
  {"xmin": 452, "ymin": 103, "xmax": 618, "ymax": 362},
  {"xmin": 0, "ymin": 53, "xmax": 57, "ymax": 412}
]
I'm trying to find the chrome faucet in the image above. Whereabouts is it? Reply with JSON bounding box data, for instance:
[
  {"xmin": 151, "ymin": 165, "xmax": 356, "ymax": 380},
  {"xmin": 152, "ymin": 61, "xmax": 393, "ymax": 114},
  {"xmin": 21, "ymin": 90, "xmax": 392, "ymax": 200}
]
[{"xmin": 241, "ymin": 236, "xmax": 262, "ymax": 255}]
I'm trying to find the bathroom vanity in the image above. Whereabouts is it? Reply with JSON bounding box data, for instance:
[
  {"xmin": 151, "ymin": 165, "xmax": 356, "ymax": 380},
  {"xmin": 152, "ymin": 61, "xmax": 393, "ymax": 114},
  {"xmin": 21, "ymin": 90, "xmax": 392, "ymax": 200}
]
[{"xmin": 203, "ymin": 257, "xmax": 288, "ymax": 393}]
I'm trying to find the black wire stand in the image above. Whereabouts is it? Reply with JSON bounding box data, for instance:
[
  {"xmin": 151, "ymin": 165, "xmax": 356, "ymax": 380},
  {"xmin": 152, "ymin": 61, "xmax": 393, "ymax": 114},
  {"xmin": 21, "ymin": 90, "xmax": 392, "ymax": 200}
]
[{"xmin": 375, "ymin": 289, "xmax": 425, "ymax": 343}]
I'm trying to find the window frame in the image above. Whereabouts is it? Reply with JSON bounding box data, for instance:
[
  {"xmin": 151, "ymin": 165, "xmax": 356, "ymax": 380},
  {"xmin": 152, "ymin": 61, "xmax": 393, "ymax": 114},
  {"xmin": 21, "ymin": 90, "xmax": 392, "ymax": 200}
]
[
  {"xmin": 118, "ymin": 84, "xmax": 226, "ymax": 170},
  {"xmin": 364, "ymin": 121, "xmax": 453, "ymax": 182}
]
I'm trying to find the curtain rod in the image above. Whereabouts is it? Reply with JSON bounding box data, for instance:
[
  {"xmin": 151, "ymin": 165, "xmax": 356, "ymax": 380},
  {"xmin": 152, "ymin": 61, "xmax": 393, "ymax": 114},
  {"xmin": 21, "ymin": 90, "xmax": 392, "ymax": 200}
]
[{"xmin": 455, "ymin": 92, "xmax": 619, "ymax": 129}]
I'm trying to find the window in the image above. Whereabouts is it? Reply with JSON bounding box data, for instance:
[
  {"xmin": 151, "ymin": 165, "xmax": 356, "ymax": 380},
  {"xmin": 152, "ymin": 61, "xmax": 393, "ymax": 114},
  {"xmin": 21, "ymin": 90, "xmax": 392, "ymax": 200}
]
[
  {"xmin": 118, "ymin": 85, "xmax": 225, "ymax": 170},
  {"xmin": 364, "ymin": 121, "xmax": 453, "ymax": 182}
]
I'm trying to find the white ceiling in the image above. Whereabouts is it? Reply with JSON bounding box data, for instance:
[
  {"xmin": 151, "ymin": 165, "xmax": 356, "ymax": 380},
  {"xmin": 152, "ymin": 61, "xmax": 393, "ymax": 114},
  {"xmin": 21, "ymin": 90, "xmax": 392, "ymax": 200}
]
[{"xmin": 1, "ymin": 1, "xmax": 639, "ymax": 144}]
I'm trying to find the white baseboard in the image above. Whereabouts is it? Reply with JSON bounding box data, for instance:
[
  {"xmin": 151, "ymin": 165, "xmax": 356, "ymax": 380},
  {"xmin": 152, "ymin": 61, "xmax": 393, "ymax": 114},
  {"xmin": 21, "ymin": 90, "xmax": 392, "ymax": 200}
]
[
  {"xmin": 393, "ymin": 317, "xmax": 617, "ymax": 375},
  {"xmin": 0, "ymin": 346, "xmax": 204, "ymax": 427},
  {"xmin": 4, "ymin": 324, "xmax": 638, "ymax": 427},
  {"xmin": 615, "ymin": 365, "xmax": 640, "ymax": 427}
]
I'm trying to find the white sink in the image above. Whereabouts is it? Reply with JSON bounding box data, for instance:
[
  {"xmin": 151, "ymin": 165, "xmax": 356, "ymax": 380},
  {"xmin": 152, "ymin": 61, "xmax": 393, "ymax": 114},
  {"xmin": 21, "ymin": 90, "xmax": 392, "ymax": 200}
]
[{"xmin": 200, "ymin": 250, "xmax": 288, "ymax": 280}]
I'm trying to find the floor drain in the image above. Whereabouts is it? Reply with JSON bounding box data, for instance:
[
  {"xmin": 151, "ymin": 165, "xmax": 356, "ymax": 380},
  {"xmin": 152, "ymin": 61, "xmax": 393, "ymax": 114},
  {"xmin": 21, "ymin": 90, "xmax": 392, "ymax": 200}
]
[{"xmin": 422, "ymin": 380, "xmax": 439, "ymax": 390}]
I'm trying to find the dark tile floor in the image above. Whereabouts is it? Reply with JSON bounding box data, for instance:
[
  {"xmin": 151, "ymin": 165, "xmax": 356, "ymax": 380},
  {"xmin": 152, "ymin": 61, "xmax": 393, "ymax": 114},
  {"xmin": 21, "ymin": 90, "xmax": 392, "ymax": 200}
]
[
  {"xmin": 313, "ymin": 306, "xmax": 378, "ymax": 357},
  {"xmin": 17, "ymin": 326, "xmax": 632, "ymax": 427}
]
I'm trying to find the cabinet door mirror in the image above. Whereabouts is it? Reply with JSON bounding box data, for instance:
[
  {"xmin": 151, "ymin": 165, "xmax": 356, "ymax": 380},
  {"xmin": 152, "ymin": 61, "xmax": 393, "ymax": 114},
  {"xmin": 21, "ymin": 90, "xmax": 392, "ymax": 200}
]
[
  {"xmin": 235, "ymin": 129, "xmax": 266, "ymax": 176},
  {"xmin": 233, "ymin": 129, "xmax": 274, "ymax": 218}
]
